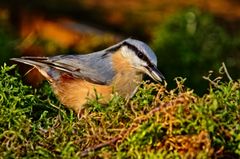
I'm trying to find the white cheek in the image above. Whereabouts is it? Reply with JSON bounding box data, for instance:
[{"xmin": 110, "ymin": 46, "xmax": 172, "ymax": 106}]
[
  {"xmin": 132, "ymin": 57, "xmax": 148, "ymax": 70},
  {"xmin": 121, "ymin": 46, "xmax": 131, "ymax": 58},
  {"xmin": 121, "ymin": 47, "xmax": 136, "ymax": 64},
  {"xmin": 139, "ymin": 61, "xmax": 148, "ymax": 70}
]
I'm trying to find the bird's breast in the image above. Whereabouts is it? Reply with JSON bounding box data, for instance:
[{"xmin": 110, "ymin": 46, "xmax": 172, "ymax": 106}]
[
  {"xmin": 111, "ymin": 71, "xmax": 142, "ymax": 99},
  {"xmin": 111, "ymin": 50, "xmax": 143, "ymax": 99},
  {"xmin": 52, "ymin": 74, "xmax": 113, "ymax": 113}
]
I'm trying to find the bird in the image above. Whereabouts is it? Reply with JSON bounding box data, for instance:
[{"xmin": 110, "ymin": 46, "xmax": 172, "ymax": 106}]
[{"xmin": 11, "ymin": 38, "xmax": 165, "ymax": 114}]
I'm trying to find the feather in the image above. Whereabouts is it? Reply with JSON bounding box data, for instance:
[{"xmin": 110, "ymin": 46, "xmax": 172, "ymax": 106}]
[{"xmin": 11, "ymin": 51, "xmax": 116, "ymax": 85}]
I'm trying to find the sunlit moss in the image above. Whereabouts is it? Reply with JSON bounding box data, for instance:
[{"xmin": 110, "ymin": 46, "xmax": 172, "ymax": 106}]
[{"xmin": 0, "ymin": 64, "xmax": 239, "ymax": 158}]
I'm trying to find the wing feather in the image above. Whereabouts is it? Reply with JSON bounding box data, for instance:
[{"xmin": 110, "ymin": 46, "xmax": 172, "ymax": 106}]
[{"xmin": 11, "ymin": 53, "xmax": 115, "ymax": 85}]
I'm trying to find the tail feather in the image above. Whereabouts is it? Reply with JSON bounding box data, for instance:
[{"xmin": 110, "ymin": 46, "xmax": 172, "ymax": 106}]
[
  {"xmin": 12, "ymin": 57, "xmax": 79, "ymax": 75},
  {"xmin": 21, "ymin": 56, "xmax": 48, "ymax": 60},
  {"xmin": 11, "ymin": 57, "xmax": 55, "ymax": 82},
  {"xmin": 11, "ymin": 57, "xmax": 48, "ymax": 69}
]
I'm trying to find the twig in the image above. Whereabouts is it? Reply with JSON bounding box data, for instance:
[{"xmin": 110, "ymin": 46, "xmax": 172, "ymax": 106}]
[
  {"xmin": 221, "ymin": 62, "xmax": 232, "ymax": 81},
  {"xmin": 202, "ymin": 76, "xmax": 219, "ymax": 88},
  {"xmin": 23, "ymin": 67, "xmax": 35, "ymax": 77},
  {"xmin": 80, "ymin": 137, "xmax": 121, "ymax": 157},
  {"xmin": 48, "ymin": 99, "xmax": 66, "ymax": 115}
]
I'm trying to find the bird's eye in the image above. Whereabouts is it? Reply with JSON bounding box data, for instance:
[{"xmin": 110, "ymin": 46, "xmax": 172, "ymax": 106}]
[{"xmin": 137, "ymin": 51, "xmax": 144, "ymax": 59}]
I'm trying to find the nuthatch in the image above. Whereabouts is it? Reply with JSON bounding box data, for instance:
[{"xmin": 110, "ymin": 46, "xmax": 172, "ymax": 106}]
[{"xmin": 11, "ymin": 38, "xmax": 165, "ymax": 113}]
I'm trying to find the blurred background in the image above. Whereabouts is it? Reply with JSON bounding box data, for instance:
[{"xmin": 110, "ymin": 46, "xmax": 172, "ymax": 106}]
[{"xmin": 0, "ymin": 0, "xmax": 239, "ymax": 94}]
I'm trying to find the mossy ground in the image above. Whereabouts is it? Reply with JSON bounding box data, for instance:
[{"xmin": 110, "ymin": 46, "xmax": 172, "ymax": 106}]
[{"xmin": 0, "ymin": 64, "xmax": 239, "ymax": 158}]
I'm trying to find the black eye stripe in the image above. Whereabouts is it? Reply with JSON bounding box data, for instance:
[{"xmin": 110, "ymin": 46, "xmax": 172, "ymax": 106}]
[
  {"xmin": 123, "ymin": 42, "xmax": 152, "ymax": 65},
  {"xmin": 106, "ymin": 41, "xmax": 152, "ymax": 66},
  {"xmin": 137, "ymin": 51, "xmax": 143, "ymax": 58}
]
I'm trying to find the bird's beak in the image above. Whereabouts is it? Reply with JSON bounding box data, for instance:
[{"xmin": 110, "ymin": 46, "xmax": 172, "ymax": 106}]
[{"xmin": 146, "ymin": 64, "xmax": 165, "ymax": 83}]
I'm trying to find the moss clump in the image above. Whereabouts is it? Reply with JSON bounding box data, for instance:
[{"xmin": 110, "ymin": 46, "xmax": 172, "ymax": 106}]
[{"xmin": 0, "ymin": 64, "xmax": 239, "ymax": 158}]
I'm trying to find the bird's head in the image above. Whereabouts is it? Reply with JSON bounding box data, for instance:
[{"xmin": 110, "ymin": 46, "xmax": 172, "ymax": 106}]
[{"xmin": 107, "ymin": 38, "xmax": 165, "ymax": 82}]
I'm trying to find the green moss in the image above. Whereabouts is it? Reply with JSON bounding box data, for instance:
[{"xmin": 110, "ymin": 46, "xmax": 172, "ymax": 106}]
[{"xmin": 0, "ymin": 64, "xmax": 239, "ymax": 158}]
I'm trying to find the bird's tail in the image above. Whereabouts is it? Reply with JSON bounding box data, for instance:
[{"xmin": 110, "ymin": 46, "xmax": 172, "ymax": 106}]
[
  {"xmin": 11, "ymin": 57, "xmax": 55, "ymax": 82},
  {"xmin": 11, "ymin": 57, "xmax": 49, "ymax": 68}
]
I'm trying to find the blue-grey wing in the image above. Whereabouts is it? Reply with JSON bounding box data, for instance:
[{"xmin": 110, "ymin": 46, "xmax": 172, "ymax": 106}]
[
  {"xmin": 50, "ymin": 53, "xmax": 115, "ymax": 84},
  {"xmin": 12, "ymin": 52, "xmax": 115, "ymax": 85}
]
